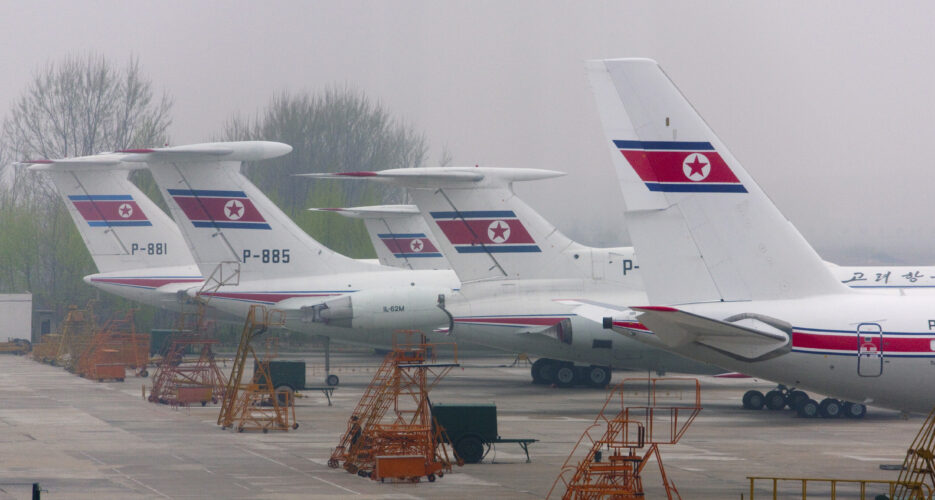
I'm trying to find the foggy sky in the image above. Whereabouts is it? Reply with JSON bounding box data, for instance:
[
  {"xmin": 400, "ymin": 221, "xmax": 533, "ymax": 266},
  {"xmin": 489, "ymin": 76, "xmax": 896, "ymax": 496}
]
[{"xmin": 3, "ymin": 1, "xmax": 934, "ymax": 265}]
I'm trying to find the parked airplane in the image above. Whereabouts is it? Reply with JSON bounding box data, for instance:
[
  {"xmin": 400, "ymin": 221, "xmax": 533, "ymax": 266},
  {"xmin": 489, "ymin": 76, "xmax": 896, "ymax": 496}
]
[
  {"xmin": 305, "ymin": 166, "xmax": 727, "ymax": 385},
  {"xmin": 586, "ymin": 57, "xmax": 935, "ymax": 416}
]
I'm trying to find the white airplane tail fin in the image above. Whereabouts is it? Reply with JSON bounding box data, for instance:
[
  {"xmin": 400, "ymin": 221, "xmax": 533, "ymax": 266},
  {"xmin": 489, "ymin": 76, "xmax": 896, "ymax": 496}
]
[
  {"xmin": 309, "ymin": 205, "xmax": 450, "ymax": 270},
  {"xmin": 28, "ymin": 157, "xmax": 197, "ymax": 273},
  {"xmin": 587, "ymin": 58, "xmax": 847, "ymax": 304},
  {"xmin": 304, "ymin": 167, "xmax": 612, "ymax": 283},
  {"xmin": 127, "ymin": 142, "xmax": 381, "ymax": 281}
]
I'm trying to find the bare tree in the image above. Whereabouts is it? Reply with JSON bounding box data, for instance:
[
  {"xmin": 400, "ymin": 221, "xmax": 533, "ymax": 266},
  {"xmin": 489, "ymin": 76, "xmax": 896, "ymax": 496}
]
[
  {"xmin": 224, "ymin": 87, "xmax": 427, "ymax": 257},
  {"xmin": 4, "ymin": 53, "xmax": 172, "ymax": 160},
  {"xmin": 0, "ymin": 53, "xmax": 173, "ymax": 322}
]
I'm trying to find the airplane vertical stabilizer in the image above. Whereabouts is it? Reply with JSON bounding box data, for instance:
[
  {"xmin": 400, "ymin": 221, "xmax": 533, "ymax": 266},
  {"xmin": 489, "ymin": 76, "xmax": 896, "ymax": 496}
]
[
  {"xmin": 303, "ymin": 168, "xmax": 606, "ymax": 283},
  {"xmin": 31, "ymin": 159, "xmax": 197, "ymax": 273},
  {"xmin": 587, "ymin": 58, "xmax": 848, "ymax": 304},
  {"xmin": 309, "ymin": 205, "xmax": 450, "ymax": 270},
  {"xmin": 130, "ymin": 142, "xmax": 382, "ymax": 281}
]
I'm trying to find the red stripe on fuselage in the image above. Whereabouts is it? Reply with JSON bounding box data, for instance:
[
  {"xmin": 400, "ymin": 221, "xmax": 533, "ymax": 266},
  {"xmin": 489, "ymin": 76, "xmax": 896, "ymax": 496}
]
[
  {"xmin": 792, "ymin": 331, "xmax": 933, "ymax": 353},
  {"xmin": 454, "ymin": 317, "xmax": 566, "ymax": 326},
  {"xmin": 200, "ymin": 292, "xmax": 340, "ymax": 303}
]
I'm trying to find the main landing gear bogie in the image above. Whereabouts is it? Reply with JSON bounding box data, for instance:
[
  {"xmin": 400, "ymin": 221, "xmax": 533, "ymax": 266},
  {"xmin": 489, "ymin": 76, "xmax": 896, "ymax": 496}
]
[
  {"xmin": 531, "ymin": 358, "xmax": 612, "ymax": 389},
  {"xmin": 742, "ymin": 386, "xmax": 866, "ymax": 420}
]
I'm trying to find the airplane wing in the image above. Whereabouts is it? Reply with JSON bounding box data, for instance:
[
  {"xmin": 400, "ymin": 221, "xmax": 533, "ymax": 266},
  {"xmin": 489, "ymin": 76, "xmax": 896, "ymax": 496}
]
[{"xmin": 631, "ymin": 306, "xmax": 791, "ymax": 362}]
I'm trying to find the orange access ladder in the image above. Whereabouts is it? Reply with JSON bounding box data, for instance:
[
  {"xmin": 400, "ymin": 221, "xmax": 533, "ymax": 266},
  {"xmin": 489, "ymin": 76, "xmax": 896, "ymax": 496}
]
[
  {"xmin": 548, "ymin": 377, "xmax": 702, "ymax": 500},
  {"xmin": 217, "ymin": 305, "xmax": 296, "ymax": 432},
  {"xmin": 894, "ymin": 406, "xmax": 935, "ymax": 499},
  {"xmin": 331, "ymin": 331, "xmax": 459, "ymax": 482},
  {"xmin": 329, "ymin": 349, "xmax": 400, "ymax": 469}
]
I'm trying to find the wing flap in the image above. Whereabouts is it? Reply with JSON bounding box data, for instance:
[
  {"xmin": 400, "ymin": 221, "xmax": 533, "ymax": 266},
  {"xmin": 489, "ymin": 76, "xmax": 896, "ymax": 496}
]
[{"xmin": 633, "ymin": 306, "xmax": 791, "ymax": 361}]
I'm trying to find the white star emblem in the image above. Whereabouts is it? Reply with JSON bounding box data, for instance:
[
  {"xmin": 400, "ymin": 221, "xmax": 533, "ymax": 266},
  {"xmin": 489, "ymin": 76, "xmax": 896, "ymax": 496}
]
[
  {"xmin": 409, "ymin": 239, "xmax": 424, "ymax": 252},
  {"xmin": 682, "ymin": 153, "xmax": 711, "ymax": 182},
  {"xmin": 117, "ymin": 203, "xmax": 133, "ymax": 218},
  {"xmin": 224, "ymin": 199, "xmax": 245, "ymax": 220},
  {"xmin": 487, "ymin": 220, "xmax": 511, "ymax": 243}
]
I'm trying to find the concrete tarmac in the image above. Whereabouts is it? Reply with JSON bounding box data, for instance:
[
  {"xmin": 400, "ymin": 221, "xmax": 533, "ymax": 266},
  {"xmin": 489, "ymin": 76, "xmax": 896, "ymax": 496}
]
[{"xmin": 0, "ymin": 352, "xmax": 924, "ymax": 499}]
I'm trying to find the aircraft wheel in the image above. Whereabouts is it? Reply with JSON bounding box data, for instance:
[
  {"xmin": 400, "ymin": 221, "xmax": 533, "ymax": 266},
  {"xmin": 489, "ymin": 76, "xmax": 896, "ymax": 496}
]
[
  {"xmin": 586, "ymin": 366, "xmax": 611, "ymax": 388},
  {"xmin": 326, "ymin": 374, "xmax": 340, "ymax": 386},
  {"xmin": 555, "ymin": 364, "xmax": 576, "ymax": 387},
  {"xmin": 531, "ymin": 358, "xmax": 553, "ymax": 385},
  {"xmin": 843, "ymin": 402, "xmax": 867, "ymax": 419},
  {"xmin": 796, "ymin": 398, "xmax": 820, "ymax": 418},
  {"xmin": 786, "ymin": 390, "xmax": 809, "ymax": 410},
  {"xmin": 764, "ymin": 390, "xmax": 786, "ymax": 410},
  {"xmin": 819, "ymin": 398, "xmax": 843, "ymax": 418},
  {"xmin": 742, "ymin": 390, "xmax": 765, "ymax": 410}
]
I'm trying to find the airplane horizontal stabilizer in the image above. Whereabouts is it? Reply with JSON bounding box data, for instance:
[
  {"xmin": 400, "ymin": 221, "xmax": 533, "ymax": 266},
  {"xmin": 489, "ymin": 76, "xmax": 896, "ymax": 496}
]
[
  {"xmin": 300, "ymin": 167, "xmax": 564, "ymax": 189},
  {"xmin": 307, "ymin": 205, "xmax": 421, "ymax": 219},
  {"xmin": 119, "ymin": 141, "xmax": 292, "ymax": 163},
  {"xmin": 632, "ymin": 306, "xmax": 791, "ymax": 362}
]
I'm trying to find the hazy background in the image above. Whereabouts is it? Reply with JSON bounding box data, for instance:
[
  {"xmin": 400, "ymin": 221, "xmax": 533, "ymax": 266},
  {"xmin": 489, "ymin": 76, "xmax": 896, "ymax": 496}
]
[{"xmin": 2, "ymin": 0, "xmax": 933, "ymax": 264}]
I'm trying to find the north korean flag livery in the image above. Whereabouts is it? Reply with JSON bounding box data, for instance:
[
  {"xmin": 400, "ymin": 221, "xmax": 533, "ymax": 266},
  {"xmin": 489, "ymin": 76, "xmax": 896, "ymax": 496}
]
[
  {"xmin": 167, "ymin": 189, "xmax": 271, "ymax": 230},
  {"xmin": 430, "ymin": 210, "xmax": 540, "ymax": 253},
  {"xmin": 615, "ymin": 140, "xmax": 746, "ymax": 193},
  {"xmin": 68, "ymin": 194, "xmax": 151, "ymax": 227},
  {"xmin": 379, "ymin": 233, "xmax": 442, "ymax": 258}
]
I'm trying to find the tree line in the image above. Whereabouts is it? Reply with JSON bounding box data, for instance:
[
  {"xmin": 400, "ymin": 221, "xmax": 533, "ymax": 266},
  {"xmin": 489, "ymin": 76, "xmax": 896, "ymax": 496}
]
[{"xmin": 0, "ymin": 53, "xmax": 428, "ymax": 331}]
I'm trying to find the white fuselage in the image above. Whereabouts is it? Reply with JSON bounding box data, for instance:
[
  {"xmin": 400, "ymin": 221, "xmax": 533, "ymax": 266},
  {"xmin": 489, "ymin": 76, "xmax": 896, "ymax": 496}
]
[
  {"xmin": 444, "ymin": 278, "xmax": 719, "ymax": 373},
  {"xmin": 620, "ymin": 293, "xmax": 935, "ymax": 413}
]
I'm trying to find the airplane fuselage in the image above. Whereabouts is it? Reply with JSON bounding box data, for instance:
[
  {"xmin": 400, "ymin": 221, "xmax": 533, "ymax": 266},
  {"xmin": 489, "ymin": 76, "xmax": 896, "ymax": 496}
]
[{"xmin": 618, "ymin": 293, "xmax": 935, "ymax": 412}]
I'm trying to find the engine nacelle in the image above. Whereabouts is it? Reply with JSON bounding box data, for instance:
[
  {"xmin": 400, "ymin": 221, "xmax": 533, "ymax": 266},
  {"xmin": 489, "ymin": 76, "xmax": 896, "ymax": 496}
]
[{"xmin": 301, "ymin": 286, "xmax": 450, "ymax": 330}]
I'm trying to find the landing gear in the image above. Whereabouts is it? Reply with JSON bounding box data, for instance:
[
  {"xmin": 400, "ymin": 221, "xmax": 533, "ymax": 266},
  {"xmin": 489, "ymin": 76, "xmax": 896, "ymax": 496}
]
[
  {"xmin": 796, "ymin": 398, "xmax": 820, "ymax": 418},
  {"xmin": 585, "ymin": 366, "xmax": 611, "ymax": 388},
  {"xmin": 764, "ymin": 390, "xmax": 786, "ymax": 410},
  {"xmin": 741, "ymin": 386, "xmax": 866, "ymax": 419},
  {"xmin": 530, "ymin": 359, "xmax": 612, "ymax": 388},
  {"xmin": 742, "ymin": 390, "xmax": 765, "ymax": 410},
  {"xmin": 787, "ymin": 390, "xmax": 809, "ymax": 410},
  {"xmin": 843, "ymin": 402, "xmax": 867, "ymax": 419},
  {"xmin": 531, "ymin": 358, "xmax": 556, "ymax": 385},
  {"xmin": 554, "ymin": 364, "xmax": 576, "ymax": 387},
  {"xmin": 819, "ymin": 398, "xmax": 843, "ymax": 418}
]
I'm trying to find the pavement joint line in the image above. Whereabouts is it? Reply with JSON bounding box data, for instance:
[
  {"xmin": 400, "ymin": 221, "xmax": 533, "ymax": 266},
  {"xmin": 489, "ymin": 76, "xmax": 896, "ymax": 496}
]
[
  {"xmin": 111, "ymin": 468, "xmax": 172, "ymax": 499},
  {"xmin": 238, "ymin": 447, "xmax": 360, "ymax": 495},
  {"xmin": 82, "ymin": 451, "xmax": 172, "ymax": 499}
]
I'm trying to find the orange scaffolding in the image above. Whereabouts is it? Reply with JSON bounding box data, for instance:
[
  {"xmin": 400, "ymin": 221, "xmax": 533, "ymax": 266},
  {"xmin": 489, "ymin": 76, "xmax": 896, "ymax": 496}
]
[
  {"xmin": 55, "ymin": 303, "xmax": 96, "ymax": 372},
  {"xmin": 330, "ymin": 331, "xmax": 459, "ymax": 483},
  {"xmin": 32, "ymin": 333, "xmax": 62, "ymax": 364},
  {"xmin": 217, "ymin": 305, "xmax": 296, "ymax": 433},
  {"xmin": 148, "ymin": 334, "xmax": 226, "ymax": 406},
  {"xmin": 548, "ymin": 377, "xmax": 702, "ymax": 500},
  {"xmin": 76, "ymin": 311, "xmax": 150, "ymax": 381}
]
